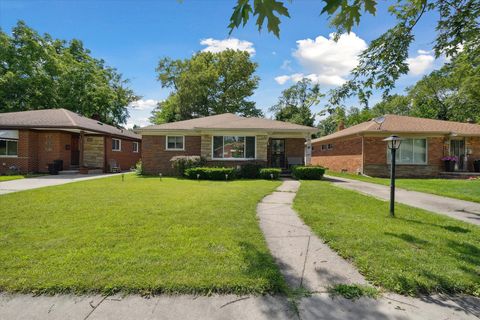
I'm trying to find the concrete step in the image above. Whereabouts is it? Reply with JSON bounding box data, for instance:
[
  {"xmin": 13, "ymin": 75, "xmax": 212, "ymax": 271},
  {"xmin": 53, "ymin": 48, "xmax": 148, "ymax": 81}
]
[{"xmin": 58, "ymin": 170, "xmax": 80, "ymax": 175}]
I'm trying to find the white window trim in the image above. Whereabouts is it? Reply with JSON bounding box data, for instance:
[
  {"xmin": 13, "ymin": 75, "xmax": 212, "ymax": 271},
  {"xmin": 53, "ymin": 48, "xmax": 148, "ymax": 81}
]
[
  {"xmin": 211, "ymin": 136, "xmax": 256, "ymax": 161},
  {"xmin": 133, "ymin": 141, "xmax": 139, "ymax": 153},
  {"xmin": 112, "ymin": 138, "xmax": 122, "ymax": 152},
  {"xmin": 0, "ymin": 138, "xmax": 19, "ymax": 158},
  {"xmin": 166, "ymin": 136, "xmax": 185, "ymax": 151},
  {"xmin": 386, "ymin": 138, "xmax": 428, "ymax": 165}
]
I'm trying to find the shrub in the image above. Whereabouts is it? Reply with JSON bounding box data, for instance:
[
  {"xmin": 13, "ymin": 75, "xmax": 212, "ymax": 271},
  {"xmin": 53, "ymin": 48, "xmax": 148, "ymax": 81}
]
[
  {"xmin": 135, "ymin": 160, "xmax": 143, "ymax": 175},
  {"xmin": 238, "ymin": 163, "xmax": 263, "ymax": 179},
  {"xmin": 259, "ymin": 168, "xmax": 282, "ymax": 180},
  {"xmin": 185, "ymin": 167, "xmax": 236, "ymax": 180},
  {"xmin": 292, "ymin": 166, "xmax": 325, "ymax": 180},
  {"xmin": 170, "ymin": 156, "xmax": 206, "ymax": 177}
]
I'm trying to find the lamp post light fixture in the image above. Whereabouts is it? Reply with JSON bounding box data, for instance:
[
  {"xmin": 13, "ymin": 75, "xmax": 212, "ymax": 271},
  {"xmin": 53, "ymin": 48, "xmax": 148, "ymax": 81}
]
[{"xmin": 383, "ymin": 135, "xmax": 403, "ymax": 217}]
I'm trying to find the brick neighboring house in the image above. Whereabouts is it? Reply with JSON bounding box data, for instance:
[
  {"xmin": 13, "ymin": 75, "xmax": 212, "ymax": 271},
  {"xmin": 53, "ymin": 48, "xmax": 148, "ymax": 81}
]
[
  {"xmin": 0, "ymin": 109, "xmax": 141, "ymax": 174},
  {"xmin": 137, "ymin": 113, "xmax": 316, "ymax": 175},
  {"xmin": 311, "ymin": 115, "xmax": 480, "ymax": 177}
]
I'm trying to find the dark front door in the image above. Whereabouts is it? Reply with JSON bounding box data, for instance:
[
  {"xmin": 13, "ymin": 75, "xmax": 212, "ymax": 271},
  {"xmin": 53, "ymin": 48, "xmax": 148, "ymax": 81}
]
[
  {"xmin": 71, "ymin": 134, "xmax": 80, "ymax": 166},
  {"xmin": 450, "ymin": 139, "xmax": 465, "ymax": 171},
  {"xmin": 271, "ymin": 139, "xmax": 286, "ymax": 169}
]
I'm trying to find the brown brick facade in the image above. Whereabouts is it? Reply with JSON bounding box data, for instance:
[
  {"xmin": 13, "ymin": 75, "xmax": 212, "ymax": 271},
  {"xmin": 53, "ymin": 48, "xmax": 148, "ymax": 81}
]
[
  {"xmin": 310, "ymin": 136, "xmax": 363, "ymax": 173},
  {"xmin": 141, "ymin": 135, "xmax": 307, "ymax": 175},
  {"xmin": 105, "ymin": 136, "xmax": 141, "ymax": 171},
  {"xmin": 142, "ymin": 135, "xmax": 201, "ymax": 175}
]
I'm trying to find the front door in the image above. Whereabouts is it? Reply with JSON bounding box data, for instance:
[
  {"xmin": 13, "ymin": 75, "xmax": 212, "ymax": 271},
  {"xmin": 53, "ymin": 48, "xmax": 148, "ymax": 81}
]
[
  {"xmin": 450, "ymin": 139, "xmax": 465, "ymax": 171},
  {"xmin": 71, "ymin": 134, "xmax": 80, "ymax": 166},
  {"xmin": 271, "ymin": 139, "xmax": 286, "ymax": 169}
]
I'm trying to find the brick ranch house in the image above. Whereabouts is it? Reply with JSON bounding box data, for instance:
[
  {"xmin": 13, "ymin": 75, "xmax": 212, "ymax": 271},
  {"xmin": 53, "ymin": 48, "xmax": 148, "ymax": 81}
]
[
  {"xmin": 0, "ymin": 109, "xmax": 141, "ymax": 174},
  {"xmin": 137, "ymin": 113, "xmax": 316, "ymax": 175},
  {"xmin": 311, "ymin": 114, "xmax": 480, "ymax": 177}
]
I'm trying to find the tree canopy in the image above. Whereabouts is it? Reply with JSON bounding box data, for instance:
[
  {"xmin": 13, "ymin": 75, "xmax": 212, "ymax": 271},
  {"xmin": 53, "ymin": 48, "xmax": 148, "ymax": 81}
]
[
  {"xmin": 227, "ymin": 0, "xmax": 479, "ymax": 105},
  {"xmin": 150, "ymin": 49, "xmax": 261, "ymax": 124},
  {"xmin": 0, "ymin": 21, "xmax": 137, "ymax": 125},
  {"xmin": 317, "ymin": 50, "xmax": 480, "ymax": 136},
  {"xmin": 269, "ymin": 79, "xmax": 322, "ymax": 127}
]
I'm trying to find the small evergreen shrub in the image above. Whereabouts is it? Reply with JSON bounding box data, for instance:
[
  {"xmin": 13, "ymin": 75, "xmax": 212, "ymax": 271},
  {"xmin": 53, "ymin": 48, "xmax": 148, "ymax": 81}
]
[
  {"xmin": 239, "ymin": 163, "xmax": 263, "ymax": 179},
  {"xmin": 185, "ymin": 167, "xmax": 236, "ymax": 180},
  {"xmin": 292, "ymin": 166, "xmax": 325, "ymax": 180},
  {"xmin": 259, "ymin": 168, "xmax": 282, "ymax": 180},
  {"xmin": 170, "ymin": 156, "xmax": 206, "ymax": 177}
]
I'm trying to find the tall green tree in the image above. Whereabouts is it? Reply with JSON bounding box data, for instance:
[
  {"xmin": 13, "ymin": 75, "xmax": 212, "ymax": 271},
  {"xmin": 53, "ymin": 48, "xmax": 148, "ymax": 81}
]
[
  {"xmin": 0, "ymin": 21, "xmax": 137, "ymax": 125},
  {"xmin": 150, "ymin": 49, "xmax": 261, "ymax": 124},
  {"xmin": 269, "ymin": 79, "xmax": 322, "ymax": 126},
  {"xmin": 226, "ymin": 0, "xmax": 479, "ymax": 105}
]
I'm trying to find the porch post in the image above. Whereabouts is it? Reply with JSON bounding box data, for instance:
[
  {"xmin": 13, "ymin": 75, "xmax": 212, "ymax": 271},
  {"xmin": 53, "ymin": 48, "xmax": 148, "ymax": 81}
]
[
  {"xmin": 79, "ymin": 131, "xmax": 84, "ymax": 167},
  {"xmin": 305, "ymin": 135, "xmax": 312, "ymax": 165}
]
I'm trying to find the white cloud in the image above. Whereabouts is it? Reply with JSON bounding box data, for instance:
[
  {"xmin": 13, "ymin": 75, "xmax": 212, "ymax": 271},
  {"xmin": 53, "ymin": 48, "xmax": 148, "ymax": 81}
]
[
  {"xmin": 128, "ymin": 99, "xmax": 158, "ymax": 111},
  {"xmin": 281, "ymin": 59, "xmax": 292, "ymax": 71},
  {"xmin": 200, "ymin": 38, "xmax": 255, "ymax": 55},
  {"xmin": 126, "ymin": 117, "xmax": 150, "ymax": 129},
  {"xmin": 276, "ymin": 32, "xmax": 367, "ymax": 86},
  {"xmin": 407, "ymin": 51, "xmax": 435, "ymax": 76},
  {"xmin": 274, "ymin": 75, "xmax": 290, "ymax": 85}
]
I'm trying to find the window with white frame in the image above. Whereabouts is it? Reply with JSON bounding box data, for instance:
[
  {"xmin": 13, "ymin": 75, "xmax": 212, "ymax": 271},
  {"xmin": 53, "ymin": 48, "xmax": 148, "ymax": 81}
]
[
  {"xmin": 387, "ymin": 138, "xmax": 427, "ymax": 164},
  {"xmin": 0, "ymin": 130, "xmax": 19, "ymax": 157},
  {"xmin": 212, "ymin": 136, "xmax": 255, "ymax": 159},
  {"xmin": 112, "ymin": 138, "xmax": 121, "ymax": 151},
  {"xmin": 166, "ymin": 136, "xmax": 184, "ymax": 150},
  {"xmin": 133, "ymin": 141, "xmax": 139, "ymax": 153}
]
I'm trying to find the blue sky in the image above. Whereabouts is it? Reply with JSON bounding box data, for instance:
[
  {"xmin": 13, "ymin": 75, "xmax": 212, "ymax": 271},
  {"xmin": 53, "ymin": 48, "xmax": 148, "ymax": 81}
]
[{"xmin": 0, "ymin": 0, "xmax": 443, "ymax": 128}]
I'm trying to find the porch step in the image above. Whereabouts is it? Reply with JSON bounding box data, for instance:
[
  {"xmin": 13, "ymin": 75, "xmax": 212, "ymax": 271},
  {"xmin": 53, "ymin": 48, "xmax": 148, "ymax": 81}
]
[{"xmin": 58, "ymin": 170, "xmax": 80, "ymax": 175}]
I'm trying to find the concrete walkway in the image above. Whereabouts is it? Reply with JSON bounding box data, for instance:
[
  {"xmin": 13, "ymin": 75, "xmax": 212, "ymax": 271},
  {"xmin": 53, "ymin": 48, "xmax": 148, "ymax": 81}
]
[
  {"xmin": 256, "ymin": 179, "xmax": 480, "ymax": 319},
  {"xmin": 0, "ymin": 179, "xmax": 479, "ymax": 319},
  {"xmin": 325, "ymin": 175, "xmax": 480, "ymax": 226},
  {"xmin": 0, "ymin": 173, "xmax": 121, "ymax": 195}
]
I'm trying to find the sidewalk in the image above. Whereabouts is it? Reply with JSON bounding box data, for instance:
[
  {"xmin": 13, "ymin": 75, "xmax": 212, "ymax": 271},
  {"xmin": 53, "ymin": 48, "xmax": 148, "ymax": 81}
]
[
  {"xmin": 0, "ymin": 173, "xmax": 121, "ymax": 195},
  {"xmin": 325, "ymin": 175, "xmax": 480, "ymax": 226}
]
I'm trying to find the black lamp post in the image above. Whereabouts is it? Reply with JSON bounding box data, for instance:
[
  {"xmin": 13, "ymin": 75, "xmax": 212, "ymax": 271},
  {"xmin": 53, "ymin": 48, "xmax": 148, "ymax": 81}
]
[{"xmin": 383, "ymin": 135, "xmax": 402, "ymax": 217}]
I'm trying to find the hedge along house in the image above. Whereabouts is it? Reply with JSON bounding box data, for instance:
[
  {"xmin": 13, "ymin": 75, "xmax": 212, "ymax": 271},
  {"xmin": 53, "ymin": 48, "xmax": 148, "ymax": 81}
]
[
  {"xmin": 137, "ymin": 113, "xmax": 317, "ymax": 175},
  {"xmin": 0, "ymin": 109, "xmax": 141, "ymax": 174},
  {"xmin": 310, "ymin": 114, "xmax": 480, "ymax": 178}
]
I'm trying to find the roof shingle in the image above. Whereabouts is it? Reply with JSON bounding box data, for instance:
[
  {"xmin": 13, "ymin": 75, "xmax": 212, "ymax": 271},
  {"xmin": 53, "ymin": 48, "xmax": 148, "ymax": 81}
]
[
  {"xmin": 0, "ymin": 109, "xmax": 140, "ymax": 139},
  {"xmin": 140, "ymin": 113, "xmax": 316, "ymax": 132},
  {"xmin": 312, "ymin": 114, "xmax": 480, "ymax": 142}
]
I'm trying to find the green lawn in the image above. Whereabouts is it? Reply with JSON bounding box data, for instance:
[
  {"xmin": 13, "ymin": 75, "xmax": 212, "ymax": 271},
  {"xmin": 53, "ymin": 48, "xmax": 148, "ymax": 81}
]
[
  {"xmin": 0, "ymin": 175, "xmax": 285, "ymax": 295},
  {"xmin": 294, "ymin": 180, "xmax": 480, "ymax": 297},
  {"xmin": 0, "ymin": 175, "xmax": 25, "ymax": 182},
  {"xmin": 327, "ymin": 171, "xmax": 480, "ymax": 203}
]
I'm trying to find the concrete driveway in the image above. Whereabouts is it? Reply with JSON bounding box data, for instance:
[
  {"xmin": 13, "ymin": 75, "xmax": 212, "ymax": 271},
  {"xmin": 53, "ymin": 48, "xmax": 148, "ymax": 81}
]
[{"xmin": 0, "ymin": 173, "xmax": 121, "ymax": 195}]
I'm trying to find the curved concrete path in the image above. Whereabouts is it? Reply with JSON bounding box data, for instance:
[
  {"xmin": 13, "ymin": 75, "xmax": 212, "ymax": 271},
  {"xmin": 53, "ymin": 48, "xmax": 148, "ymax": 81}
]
[{"xmin": 325, "ymin": 175, "xmax": 480, "ymax": 226}]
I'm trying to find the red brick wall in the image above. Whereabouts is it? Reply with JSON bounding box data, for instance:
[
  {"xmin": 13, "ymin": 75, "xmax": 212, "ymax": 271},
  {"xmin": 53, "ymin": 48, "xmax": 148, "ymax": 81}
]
[
  {"xmin": 310, "ymin": 136, "xmax": 363, "ymax": 173},
  {"xmin": 105, "ymin": 137, "xmax": 142, "ymax": 172},
  {"xmin": 363, "ymin": 136, "xmax": 445, "ymax": 177},
  {"xmin": 142, "ymin": 135, "xmax": 201, "ymax": 175},
  {"xmin": 37, "ymin": 131, "xmax": 72, "ymax": 173},
  {"xmin": 0, "ymin": 130, "xmax": 34, "ymax": 174},
  {"xmin": 266, "ymin": 138, "xmax": 305, "ymax": 167}
]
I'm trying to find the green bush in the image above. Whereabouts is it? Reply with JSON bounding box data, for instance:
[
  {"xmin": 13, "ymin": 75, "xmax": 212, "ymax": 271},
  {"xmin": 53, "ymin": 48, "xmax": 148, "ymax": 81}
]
[
  {"xmin": 135, "ymin": 160, "xmax": 143, "ymax": 176},
  {"xmin": 185, "ymin": 167, "xmax": 236, "ymax": 180},
  {"xmin": 170, "ymin": 156, "xmax": 206, "ymax": 177},
  {"xmin": 238, "ymin": 163, "xmax": 263, "ymax": 179},
  {"xmin": 259, "ymin": 168, "xmax": 282, "ymax": 180},
  {"xmin": 292, "ymin": 166, "xmax": 325, "ymax": 180}
]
